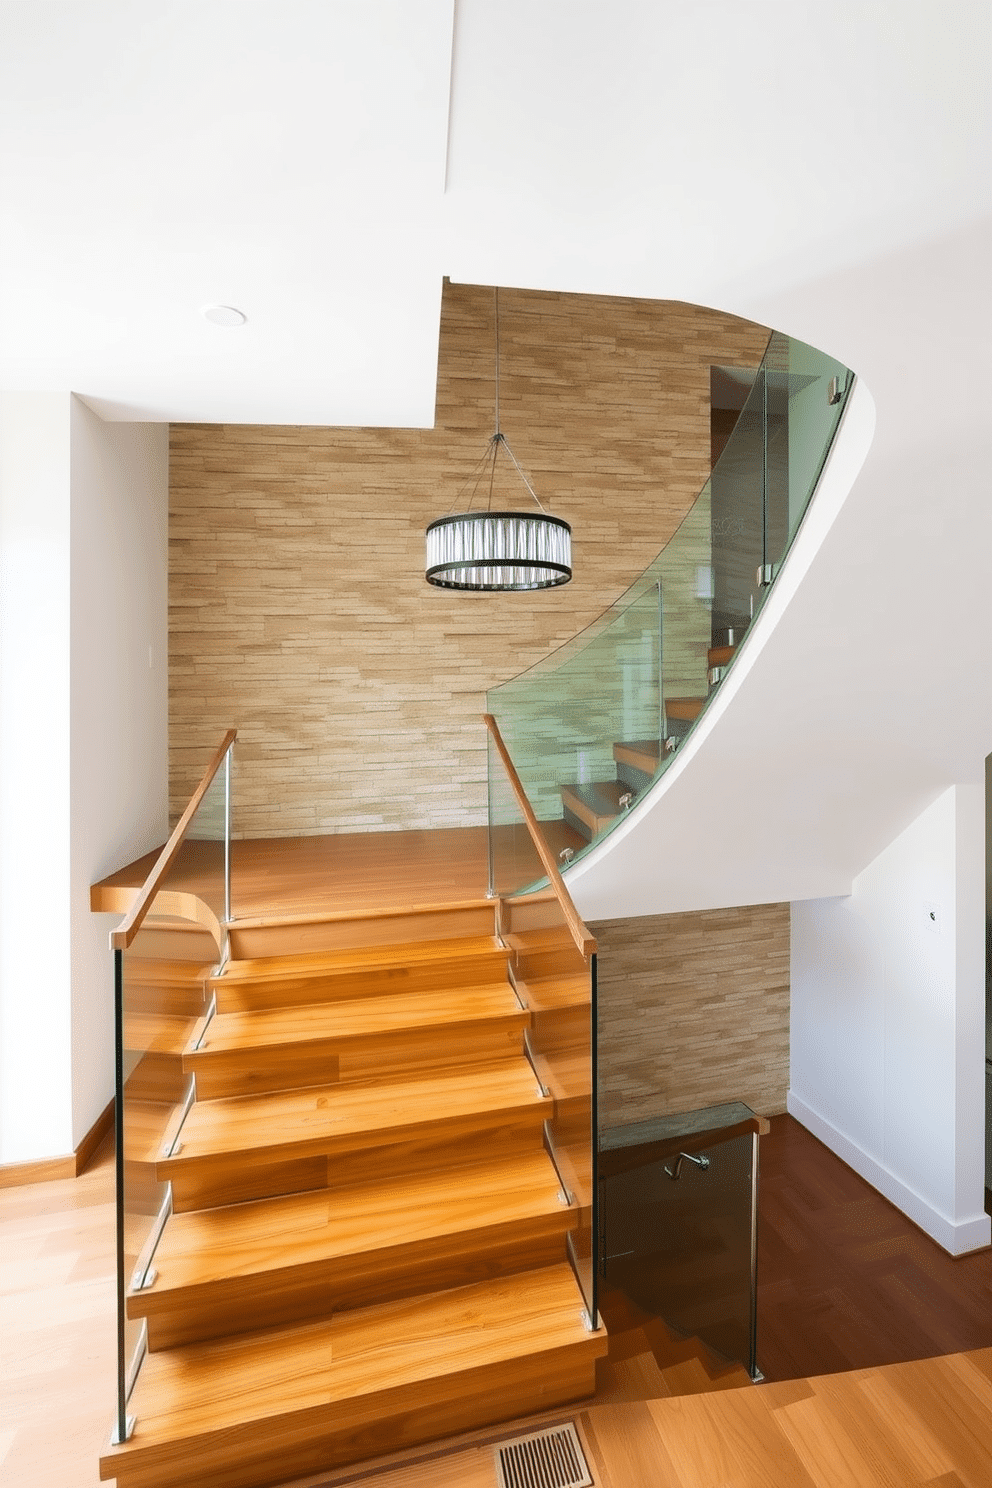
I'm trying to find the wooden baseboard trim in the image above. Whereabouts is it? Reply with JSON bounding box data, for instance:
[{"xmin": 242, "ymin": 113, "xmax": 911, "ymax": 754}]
[
  {"xmin": 75, "ymin": 1096, "xmax": 116, "ymax": 1174},
  {"xmin": 0, "ymin": 1096, "xmax": 114, "ymax": 1189}
]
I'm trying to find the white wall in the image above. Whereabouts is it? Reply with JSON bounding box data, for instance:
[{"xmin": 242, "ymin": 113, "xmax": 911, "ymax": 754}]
[
  {"xmin": 0, "ymin": 393, "xmax": 168, "ymax": 1164},
  {"xmin": 69, "ymin": 399, "xmax": 168, "ymax": 1147},
  {"xmin": 790, "ymin": 784, "xmax": 989, "ymax": 1255},
  {"xmin": 0, "ymin": 394, "xmax": 74, "ymax": 1160}
]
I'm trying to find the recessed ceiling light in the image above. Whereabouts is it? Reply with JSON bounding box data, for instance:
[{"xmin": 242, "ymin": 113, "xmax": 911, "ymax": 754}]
[{"xmin": 202, "ymin": 304, "xmax": 247, "ymax": 327}]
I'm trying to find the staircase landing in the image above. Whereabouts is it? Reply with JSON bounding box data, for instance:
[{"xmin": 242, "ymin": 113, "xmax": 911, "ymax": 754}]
[{"xmin": 91, "ymin": 822, "xmax": 584, "ymax": 927}]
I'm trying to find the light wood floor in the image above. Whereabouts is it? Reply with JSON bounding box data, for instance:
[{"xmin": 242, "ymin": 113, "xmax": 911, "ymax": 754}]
[
  {"xmin": 294, "ymin": 1348, "xmax": 992, "ymax": 1488},
  {"xmin": 7, "ymin": 1129, "xmax": 992, "ymax": 1488},
  {"xmin": 0, "ymin": 1133, "xmax": 117, "ymax": 1488}
]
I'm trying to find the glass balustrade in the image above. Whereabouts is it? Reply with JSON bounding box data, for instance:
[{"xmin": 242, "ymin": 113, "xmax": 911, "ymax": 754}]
[
  {"xmin": 486, "ymin": 717, "xmax": 599, "ymax": 1328},
  {"xmin": 486, "ymin": 331, "xmax": 854, "ymax": 867},
  {"xmin": 111, "ymin": 737, "xmax": 233, "ymax": 1445},
  {"xmin": 599, "ymin": 1101, "xmax": 762, "ymax": 1379}
]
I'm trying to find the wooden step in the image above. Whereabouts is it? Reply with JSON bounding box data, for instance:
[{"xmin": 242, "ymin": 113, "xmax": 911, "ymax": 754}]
[
  {"xmin": 665, "ymin": 696, "xmax": 705, "ymax": 722},
  {"xmin": 184, "ymin": 982, "xmax": 529, "ymax": 1099},
  {"xmin": 126, "ymin": 1013, "xmax": 199, "ymax": 1103},
  {"xmin": 212, "ymin": 936, "xmax": 511, "ymax": 1014},
  {"xmin": 158, "ymin": 1059, "xmax": 553, "ymax": 1211},
  {"xmin": 595, "ymin": 1344, "xmax": 672, "ymax": 1403},
  {"xmin": 659, "ymin": 1355, "xmax": 715, "ymax": 1395},
  {"xmin": 506, "ymin": 925, "xmax": 587, "ymax": 982},
  {"xmin": 560, "ymin": 781, "xmax": 628, "ymax": 838},
  {"xmin": 228, "ymin": 901, "xmax": 496, "ymax": 960},
  {"xmin": 100, "ymin": 1265, "xmax": 607, "ymax": 1488},
  {"xmin": 123, "ymin": 960, "xmax": 213, "ymax": 1018},
  {"xmin": 129, "ymin": 1150, "xmax": 573, "ymax": 1349},
  {"xmin": 517, "ymin": 973, "xmax": 590, "ymax": 1049},
  {"xmin": 707, "ymin": 642, "xmax": 736, "ymax": 668},
  {"xmin": 598, "ymin": 1285, "xmax": 754, "ymax": 1400},
  {"xmin": 612, "ymin": 738, "xmax": 660, "ymax": 780}
]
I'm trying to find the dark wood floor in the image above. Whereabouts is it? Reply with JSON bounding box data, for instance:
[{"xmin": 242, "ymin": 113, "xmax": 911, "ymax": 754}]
[{"xmin": 756, "ymin": 1113, "xmax": 992, "ymax": 1381}]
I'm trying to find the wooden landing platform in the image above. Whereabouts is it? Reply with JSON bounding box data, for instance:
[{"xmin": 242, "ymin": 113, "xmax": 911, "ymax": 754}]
[{"xmin": 91, "ymin": 823, "xmax": 583, "ymax": 924}]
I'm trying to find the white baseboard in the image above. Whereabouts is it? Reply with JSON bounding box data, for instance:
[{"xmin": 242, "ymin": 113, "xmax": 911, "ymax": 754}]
[{"xmin": 786, "ymin": 1090, "xmax": 991, "ymax": 1257}]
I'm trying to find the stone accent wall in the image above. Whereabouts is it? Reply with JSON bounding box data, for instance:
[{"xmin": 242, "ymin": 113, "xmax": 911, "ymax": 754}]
[
  {"xmin": 593, "ymin": 903, "xmax": 790, "ymax": 1129},
  {"xmin": 169, "ymin": 282, "xmax": 768, "ymax": 835}
]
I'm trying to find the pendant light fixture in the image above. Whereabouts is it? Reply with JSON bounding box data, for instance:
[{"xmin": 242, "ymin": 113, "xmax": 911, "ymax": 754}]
[{"xmin": 425, "ymin": 289, "xmax": 572, "ymax": 591}]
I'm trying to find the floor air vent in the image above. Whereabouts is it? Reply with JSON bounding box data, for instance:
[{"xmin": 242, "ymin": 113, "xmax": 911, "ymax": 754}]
[{"xmin": 494, "ymin": 1422, "xmax": 593, "ymax": 1488}]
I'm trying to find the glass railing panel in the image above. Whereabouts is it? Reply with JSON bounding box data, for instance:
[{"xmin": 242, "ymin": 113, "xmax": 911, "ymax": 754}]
[
  {"xmin": 485, "ymin": 717, "xmax": 598, "ymax": 1328},
  {"xmin": 486, "ymin": 331, "xmax": 854, "ymax": 871},
  {"xmin": 770, "ymin": 330, "xmax": 854, "ymax": 561},
  {"xmin": 491, "ymin": 584, "xmax": 662, "ymax": 850},
  {"xmin": 487, "ymin": 726, "xmax": 549, "ymax": 898},
  {"xmin": 599, "ymin": 1101, "xmax": 761, "ymax": 1378},
  {"xmin": 176, "ymin": 747, "xmax": 232, "ymax": 926},
  {"xmin": 710, "ymin": 363, "xmax": 769, "ymax": 646},
  {"xmin": 654, "ymin": 487, "xmax": 716, "ymax": 748},
  {"xmin": 112, "ymin": 736, "xmax": 233, "ymax": 1444},
  {"xmin": 500, "ymin": 892, "xmax": 598, "ymax": 1328}
]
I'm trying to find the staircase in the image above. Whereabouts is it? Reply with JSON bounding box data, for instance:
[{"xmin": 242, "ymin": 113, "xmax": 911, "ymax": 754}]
[
  {"xmin": 560, "ymin": 640, "xmax": 739, "ymax": 843},
  {"xmin": 100, "ymin": 909, "xmax": 606, "ymax": 1488},
  {"xmin": 595, "ymin": 1284, "xmax": 753, "ymax": 1404}
]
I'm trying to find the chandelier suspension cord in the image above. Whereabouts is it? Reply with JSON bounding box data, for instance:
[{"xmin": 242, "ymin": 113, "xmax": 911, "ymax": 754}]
[
  {"xmin": 494, "ymin": 286, "xmax": 500, "ymax": 437},
  {"xmin": 486, "ymin": 287, "xmax": 502, "ymax": 511},
  {"xmin": 499, "ymin": 434, "xmax": 543, "ymax": 507}
]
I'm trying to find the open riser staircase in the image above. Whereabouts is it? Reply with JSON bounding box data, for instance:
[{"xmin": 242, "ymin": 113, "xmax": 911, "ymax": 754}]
[
  {"xmin": 101, "ymin": 902, "xmax": 606, "ymax": 1488},
  {"xmin": 560, "ymin": 640, "xmax": 738, "ymax": 843}
]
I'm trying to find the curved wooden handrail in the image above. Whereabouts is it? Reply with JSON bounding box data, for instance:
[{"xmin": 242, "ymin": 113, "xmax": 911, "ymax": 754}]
[
  {"xmin": 110, "ymin": 729, "xmax": 236, "ymax": 951},
  {"xmin": 482, "ymin": 713, "xmax": 596, "ymax": 960}
]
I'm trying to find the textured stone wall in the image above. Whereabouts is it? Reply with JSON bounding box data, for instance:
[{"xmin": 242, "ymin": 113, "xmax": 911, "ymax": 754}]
[
  {"xmin": 594, "ymin": 902, "xmax": 790, "ymax": 1129},
  {"xmin": 169, "ymin": 282, "xmax": 768, "ymax": 835}
]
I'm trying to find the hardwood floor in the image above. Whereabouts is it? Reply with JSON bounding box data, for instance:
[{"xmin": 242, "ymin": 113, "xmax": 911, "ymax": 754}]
[
  {"xmin": 0, "ymin": 1133, "xmax": 117, "ymax": 1488},
  {"xmin": 91, "ymin": 823, "xmax": 583, "ymax": 926},
  {"xmin": 579, "ymin": 1349, "xmax": 992, "ymax": 1488},
  {"xmin": 6, "ymin": 1114, "xmax": 992, "ymax": 1487},
  {"xmin": 757, "ymin": 1115, "xmax": 992, "ymax": 1381}
]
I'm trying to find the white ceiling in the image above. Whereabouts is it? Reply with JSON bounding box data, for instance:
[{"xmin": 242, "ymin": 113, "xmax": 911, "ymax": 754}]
[{"xmin": 1, "ymin": 1, "xmax": 988, "ymax": 424}]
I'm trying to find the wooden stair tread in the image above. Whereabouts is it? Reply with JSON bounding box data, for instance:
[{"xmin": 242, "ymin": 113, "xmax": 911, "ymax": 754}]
[
  {"xmin": 612, "ymin": 738, "xmax": 660, "ymax": 771},
  {"xmin": 665, "ymin": 696, "xmax": 705, "ymax": 721},
  {"xmin": 560, "ymin": 781, "xmax": 626, "ymax": 812},
  {"xmin": 106, "ymin": 1265, "xmax": 604, "ymax": 1450},
  {"xmin": 660, "ymin": 1356, "xmax": 712, "ymax": 1393},
  {"xmin": 123, "ymin": 1098, "xmax": 180, "ymax": 1156},
  {"xmin": 531, "ymin": 1046, "xmax": 589, "ymax": 1102},
  {"xmin": 560, "ymin": 781, "xmax": 628, "ymax": 835},
  {"xmin": 216, "ymin": 936, "xmax": 508, "ymax": 987},
  {"xmin": 707, "ymin": 643, "xmax": 736, "ymax": 667},
  {"xmin": 127, "ymin": 1013, "xmax": 198, "ymax": 1057},
  {"xmin": 133, "ymin": 1151, "xmax": 569, "ymax": 1301},
  {"xmin": 505, "ymin": 926, "xmax": 577, "ymax": 953},
  {"xmin": 189, "ymin": 983, "xmax": 525, "ymax": 1056},
  {"xmin": 516, "ymin": 974, "xmax": 589, "ymax": 1013},
  {"xmin": 156, "ymin": 1059, "xmax": 550, "ymax": 1172},
  {"xmin": 125, "ymin": 959, "xmax": 214, "ymax": 985}
]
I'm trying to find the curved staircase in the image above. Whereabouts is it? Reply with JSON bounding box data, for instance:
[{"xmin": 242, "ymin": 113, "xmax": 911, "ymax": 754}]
[{"xmin": 561, "ymin": 643, "xmax": 738, "ymax": 844}]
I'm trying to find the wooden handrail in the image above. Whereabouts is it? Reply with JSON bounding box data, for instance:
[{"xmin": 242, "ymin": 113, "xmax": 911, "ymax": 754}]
[
  {"xmin": 482, "ymin": 713, "xmax": 596, "ymax": 960},
  {"xmin": 110, "ymin": 729, "xmax": 237, "ymax": 951}
]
